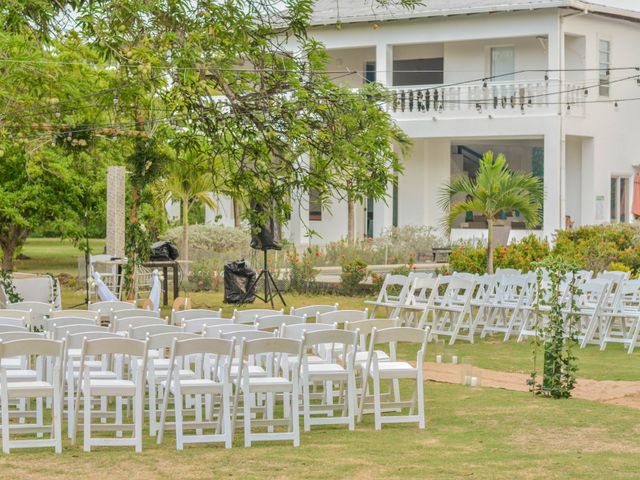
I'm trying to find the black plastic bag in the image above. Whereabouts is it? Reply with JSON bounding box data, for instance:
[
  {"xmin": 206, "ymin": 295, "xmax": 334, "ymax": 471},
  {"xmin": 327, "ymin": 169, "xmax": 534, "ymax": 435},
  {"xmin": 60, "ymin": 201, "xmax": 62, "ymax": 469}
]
[
  {"xmin": 149, "ymin": 241, "xmax": 179, "ymax": 261},
  {"xmin": 224, "ymin": 259, "xmax": 257, "ymax": 303}
]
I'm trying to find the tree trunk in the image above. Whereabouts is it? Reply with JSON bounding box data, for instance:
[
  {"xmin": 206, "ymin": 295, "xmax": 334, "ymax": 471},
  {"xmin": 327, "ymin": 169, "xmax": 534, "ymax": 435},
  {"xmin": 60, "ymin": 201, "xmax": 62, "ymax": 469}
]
[
  {"xmin": 182, "ymin": 199, "xmax": 190, "ymax": 275},
  {"xmin": 233, "ymin": 198, "xmax": 241, "ymax": 228},
  {"xmin": 486, "ymin": 218, "xmax": 494, "ymax": 274},
  {"xmin": 347, "ymin": 198, "xmax": 355, "ymax": 244},
  {"xmin": 0, "ymin": 225, "xmax": 29, "ymax": 271}
]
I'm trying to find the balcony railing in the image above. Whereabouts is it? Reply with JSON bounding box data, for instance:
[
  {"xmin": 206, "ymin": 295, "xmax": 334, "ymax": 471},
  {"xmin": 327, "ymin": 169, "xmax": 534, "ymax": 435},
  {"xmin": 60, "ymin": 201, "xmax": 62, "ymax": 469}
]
[{"xmin": 381, "ymin": 81, "xmax": 585, "ymax": 117}]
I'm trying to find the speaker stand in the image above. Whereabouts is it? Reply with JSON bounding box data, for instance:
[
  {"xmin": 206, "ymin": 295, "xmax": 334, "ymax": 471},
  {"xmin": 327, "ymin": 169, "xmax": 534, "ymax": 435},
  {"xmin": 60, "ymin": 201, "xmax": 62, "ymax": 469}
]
[{"xmin": 240, "ymin": 249, "xmax": 285, "ymax": 308}]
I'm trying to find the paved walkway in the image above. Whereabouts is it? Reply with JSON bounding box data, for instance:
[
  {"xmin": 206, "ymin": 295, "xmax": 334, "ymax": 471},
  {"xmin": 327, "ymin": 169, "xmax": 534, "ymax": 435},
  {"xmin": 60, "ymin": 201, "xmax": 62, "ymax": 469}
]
[{"xmin": 424, "ymin": 362, "xmax": 640, "ymax": 409}]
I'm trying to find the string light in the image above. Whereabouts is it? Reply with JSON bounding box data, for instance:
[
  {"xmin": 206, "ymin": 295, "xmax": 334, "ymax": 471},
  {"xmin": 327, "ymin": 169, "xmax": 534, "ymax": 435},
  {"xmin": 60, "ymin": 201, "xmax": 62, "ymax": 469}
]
[
  {"xmin": 614, "ymin": 101, "xmax": 619, "ymax": 110},
  {"xmin": 482, "ymin": 79, "xmax": 487, "ymax": 88},
  {"xmin": 584, "ymin": 88, "xmax": 589, "ymax": 96},
  {"xmin": 476, "ymin": 103, "xmax": 482, "ymax": 113}
]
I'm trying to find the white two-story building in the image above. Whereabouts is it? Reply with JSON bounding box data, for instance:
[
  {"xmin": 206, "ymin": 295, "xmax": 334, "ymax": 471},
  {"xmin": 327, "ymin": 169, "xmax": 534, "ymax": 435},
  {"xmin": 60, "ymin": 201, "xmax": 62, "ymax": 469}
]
[{"xmin": 279, "ymin": 0, "xmax": 640, "ymax": 245}]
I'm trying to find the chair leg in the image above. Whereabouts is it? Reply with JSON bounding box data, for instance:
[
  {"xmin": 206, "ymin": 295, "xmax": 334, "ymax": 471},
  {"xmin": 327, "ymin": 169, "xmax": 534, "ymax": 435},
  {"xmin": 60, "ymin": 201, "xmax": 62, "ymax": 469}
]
[
  {"xmin": 135, "ymin": 392, "xmax": 143, "ymax": 453},
  {"xmin": 175, "ymin": 392, "xmax": 184, "ymax": 451},
  {"xmin": 243, "ymin": 387, "xmax": 252, "ymax": 448},
  {"xmin": 36, "ymin": 396, "xmax": 44, "ymax": 438},
  {"xmin": 347, "ymin": 374, "xmax": 356, "ymax": 431},
  {"xmin": 292, "ymin": 384, "xmax": 300, "ymax": 447},
  {"xmin": 148, "ymin": 381, "xmax": 157, "ymax": 437},
  {"xmin": 302, "ymin": 377, "xmax": 311, "ymax": 432},
  {"xmin": 266, "ymin": 392, "xmax": 274, "ymax": 433},
  {"xmin": 223, "ymin": 387, "xmax": 232, "ymax": 449},
  {"xmin": 417, "ymin": 377, "xmax": 425, "ymax": 429},
  {"xmin": 373, "ymin": 373, "xmax": 382, "ymax": 431},
  {"xmin": 54, "ymin": 390, "xmax": 62, "ymax": 454},
  {"xmin": 1, "ymin": 390, "xmax": 10, "ymax": 454},
  {"xmin": 83, "ymin": 390, "xmax": 91, "ymax": 452},
  {"xmin": 195, "ymin": 393, "xmax": 203, "ymax": 436},
  {"xmin": 116, "ymin": 396, "xmax": 123, "ymax": 437}
]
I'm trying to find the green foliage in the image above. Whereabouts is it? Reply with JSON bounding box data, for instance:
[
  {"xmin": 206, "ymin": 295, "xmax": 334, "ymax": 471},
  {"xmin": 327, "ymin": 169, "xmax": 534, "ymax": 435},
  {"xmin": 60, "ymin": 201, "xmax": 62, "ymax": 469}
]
[
  {"xmin": 187, "ymin": 261, "xmax": 222, "ymax": 292},
  {"xmin": 494, "ymin": 235, "xmax": 550, "ymax": 271},
  {"xmin": 448, "ymin": 244, "xmax": 487, "ymax": 275},
  {"xmin": 529, "ymin": 256, "xmax": 580, "ymax": 399},
  {"xmin": 340, "ymin": 258, "xmax": 368, "ymax": 296},
  {"xmin": 163, "ymin": 224, "xmax": 251, "ymax": 262},
  {"xmin": 0, "ymin": 270, "xmax": 23, "ymax": 304},
  {"xmin": 286, "ymin": 247, "xmax": 319, "ymax": 294},
  {"xmin": 553, "ymin": 224, "xmax": 640, "ymax": 273},
  {"xmin": 439, "ymin": 151, "xmax": 544, "ymax": 273}
]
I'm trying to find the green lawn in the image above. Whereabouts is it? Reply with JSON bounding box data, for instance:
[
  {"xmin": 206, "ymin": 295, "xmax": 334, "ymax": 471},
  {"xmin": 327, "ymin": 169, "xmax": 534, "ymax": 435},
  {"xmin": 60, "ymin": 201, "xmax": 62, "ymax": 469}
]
[
  {"xmin": 14, "ymin": 237, "xmax": 105, "ymax": 276},
  {"xmin": 4, "ymin": 238, "xmax": 640, "ymax": 478}
]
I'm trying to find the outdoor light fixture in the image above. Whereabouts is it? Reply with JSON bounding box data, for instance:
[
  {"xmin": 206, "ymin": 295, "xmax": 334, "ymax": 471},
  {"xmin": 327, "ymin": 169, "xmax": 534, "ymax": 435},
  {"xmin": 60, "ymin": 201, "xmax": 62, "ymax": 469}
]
[
  {"xmin": 614, "ymin": 101, "xmax": 619, "ymax": 110},
  {"xmin": 476, "ymin": 103, "xmax": 482, "ymax": 113},
  {"xmin": 482, "ymin": 79, "xmax": 487, "ymax": 88},
  {"xmin": 584, "ymin": 88, "xmax": 589, "ymax": 96}
]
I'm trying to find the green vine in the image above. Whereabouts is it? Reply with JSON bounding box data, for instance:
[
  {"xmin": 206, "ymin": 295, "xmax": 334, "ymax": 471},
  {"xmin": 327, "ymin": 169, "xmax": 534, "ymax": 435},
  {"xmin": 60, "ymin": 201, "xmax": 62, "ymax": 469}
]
[
  {"xmin": 529, "ymin": 256, "xmax": 580, "ymax": 398},
  {"xmin": 46, "ymin": 272, "xmax": 59, "ymax": 307},
  {"xmin": 0, "ymin": 269, "xmax": 23, "ymax": 304}
]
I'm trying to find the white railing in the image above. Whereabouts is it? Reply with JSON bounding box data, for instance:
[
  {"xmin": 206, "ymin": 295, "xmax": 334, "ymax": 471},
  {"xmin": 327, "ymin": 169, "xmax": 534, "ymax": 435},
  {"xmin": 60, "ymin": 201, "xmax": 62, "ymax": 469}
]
[{"xmin": 382, "ymin": 81, "xmax": 585, "ymax": 117}]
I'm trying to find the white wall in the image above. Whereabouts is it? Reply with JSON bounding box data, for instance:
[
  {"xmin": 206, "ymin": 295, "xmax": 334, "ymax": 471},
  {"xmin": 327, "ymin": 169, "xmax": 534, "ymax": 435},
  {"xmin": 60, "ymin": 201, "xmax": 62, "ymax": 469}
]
[{"xmin": 565, "ymin": 136, "xmax": 583, "ymax": 226}]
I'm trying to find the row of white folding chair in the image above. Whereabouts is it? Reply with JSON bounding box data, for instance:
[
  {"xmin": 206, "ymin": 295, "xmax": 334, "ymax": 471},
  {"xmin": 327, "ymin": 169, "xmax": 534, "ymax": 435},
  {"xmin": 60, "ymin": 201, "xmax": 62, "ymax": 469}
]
[
  {"xmin": 365, "ymin": 272, "xmax": 435, "ymax": 319},
  {"xmin": 479, "ymin": 273, "xmax": 535, "ymax": 340},
  {"xmin": 290, "ymin": 304, "xmax": 338, "ymax": 317},
  {"xmin": 88, "ymin": 300, "xmax": 136, "ymax": 323},
  {"xmin": 599, "ymin": 278, "xmax": 640, "ymax": 352}
]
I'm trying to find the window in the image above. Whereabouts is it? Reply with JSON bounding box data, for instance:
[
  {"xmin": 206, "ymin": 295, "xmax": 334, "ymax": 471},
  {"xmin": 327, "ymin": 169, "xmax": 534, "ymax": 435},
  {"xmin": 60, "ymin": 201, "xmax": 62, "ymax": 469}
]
[
  {"xmin": 364, "ymin": 61, "xmax": 376, "ymax": 84},
  {"xmin": 392, "ymin": 179, "xmax": 399, "ymax": 228},
  {"xmin": 490, "ymin": 47, "xmax": 515, "ymax": 81},
  {"xmin": 309, "ymin": 189, "xmax": 322, "ymax": 221},
  {"xmin": 599, "ymin": 40, "xmax": 610, "ymax": 96},
  {"xmin": 610, "ymin": 176, "xmax": 629, "ymax": 223},
  {"xmin": 392, "ymin": 58, "xmax": 443, "ymax": 86}
]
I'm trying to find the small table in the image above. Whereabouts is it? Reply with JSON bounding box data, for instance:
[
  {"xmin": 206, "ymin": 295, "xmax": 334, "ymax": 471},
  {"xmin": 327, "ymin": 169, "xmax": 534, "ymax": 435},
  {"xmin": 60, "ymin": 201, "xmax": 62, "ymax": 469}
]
[
  {"xmin": 142, "ymin": 260, "xmax": 181, "ymax": 307},
  {"xmin": 431, "ymin": 247, "xmax": 452, "ymax": 263}
]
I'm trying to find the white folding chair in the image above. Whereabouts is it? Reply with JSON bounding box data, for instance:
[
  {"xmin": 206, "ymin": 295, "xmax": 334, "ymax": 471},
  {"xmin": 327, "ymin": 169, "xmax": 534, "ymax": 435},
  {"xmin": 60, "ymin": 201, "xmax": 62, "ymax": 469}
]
[
  {"xmin": 0, "ymin": 325, "xmax": 28, "ymax": 334},
  {"xmin": 7, "ymin": 301, "xmax": 51, "ymax": 330},
  {"xmin": 431, "ymin": 277, "xmax": 476, "ymax": 344},
  {"xmin": 74, "ymin": 337, "xmax": 148, "ymax": 452},
  {"xmin": 145, "ymin": 332, "xmax": 199, "ymax": 437},
  {"xmin": 364, "ymin": 274, "xmax": 412, "ymax": 318},
  {"xmin": 183, "ymin": 317, "xmax": 233, "ymax": 334},
  {"xmin": 0, "ymin": 317, "xmax": 26, "ymax": 329},
  {"xmin": 599, "ymin": 279, "xmax": 640, "ymax": 352},
  {"xmin": 49, "ymin": 310, "xmax": 99, "ymax": 321},
  {"xmin": 395, "ymin": 276, "xmax": 439, "ymax": 329},
  {"xmin": 112, "ymin": 316, "xmax": 166, "ymax": 334},
  {"xmin": 237, "ymin": 337, "xmax": 302, "ymax": 447},
  {"xmin": 46, "ymin": 317, "xmax": 97, "ymax": 333},
  {"xmin": 114, "ymin": 309, "xmax": 159, "ymax": 320},
  {"xmin": 317, "ymin": 310, "xmax": 368, "ymax": 327},
  {"xmin": 157, "ymin": 337, "xmax": 235, "ymax": 449},
  {"xmin": 0, "ymin": 310, "xmax": 30, "ymax": 327},
  {"xmin": 299, "ymin": 329, "xmax": 358, "ymax": 432},
  {"xmin": 233, "ymin": 309, "xmax": 283, "ymax": 325},
  {"xmin": 290, "ymin": 304, "xmax": 338, "ymax": 317},
  {"xmin": 88, "ymin": 300, "xmax": 135, "ymax": 325},
  {"xmin": 203, "ymin": 324, "xmax": 257, "ymax": 338},
  {"xmin": 358, "ymin": 327, "xmax": 428, "ymax": 430},
  {"xmin": 256, "ymin": 314, "xmax": 307, "ymax": 332},
  {"xmin": 171, "ymin": 308, "xmax": 223, "ymax": 325},
  {"xmin": 572, "ymin": 279, "xmax": 611, "ymax": 347},
  {"xmin": 0, "ymin": 338, "xmax": 64, "ymax": 453}
]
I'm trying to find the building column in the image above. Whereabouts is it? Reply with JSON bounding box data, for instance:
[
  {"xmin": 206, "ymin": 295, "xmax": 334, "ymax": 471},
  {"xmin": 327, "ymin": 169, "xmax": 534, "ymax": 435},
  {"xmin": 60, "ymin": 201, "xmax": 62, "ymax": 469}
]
[
  {"xmin": 372, "ymin": 183, "xmax": 393, "ymax": 237},
  {"xmin": 580, "ymin": 138, "xmax": 597, "ymax": 224},
  {"xmin": 375, "ymin": 43, "xmax": 393, "ymax": 87},
  {"xmin": 543, "ymin": 130, "xmax": 563, "ymax": 237}
]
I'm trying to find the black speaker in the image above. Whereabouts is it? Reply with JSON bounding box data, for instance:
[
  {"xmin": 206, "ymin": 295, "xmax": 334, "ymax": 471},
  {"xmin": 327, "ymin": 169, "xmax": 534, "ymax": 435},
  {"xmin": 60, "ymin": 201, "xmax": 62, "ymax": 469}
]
[
  {"xmin": 150, "ymin": 241, "xmax": 179, "ymax": 261},
  {"xmin": 249, "ymin": 202, "xmax": 281, "ymax": 251}
]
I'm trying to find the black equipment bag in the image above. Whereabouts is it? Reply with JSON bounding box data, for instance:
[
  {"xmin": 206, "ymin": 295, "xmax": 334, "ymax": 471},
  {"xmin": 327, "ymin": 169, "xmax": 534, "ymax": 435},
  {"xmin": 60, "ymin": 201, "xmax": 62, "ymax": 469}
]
[
  {"xmin": 149, "ymin": 241, "xmax": 179, "ymax": 261},
  {"xmin": 224, "ymin": 259, "xmax": 257, "ymax": 303}
]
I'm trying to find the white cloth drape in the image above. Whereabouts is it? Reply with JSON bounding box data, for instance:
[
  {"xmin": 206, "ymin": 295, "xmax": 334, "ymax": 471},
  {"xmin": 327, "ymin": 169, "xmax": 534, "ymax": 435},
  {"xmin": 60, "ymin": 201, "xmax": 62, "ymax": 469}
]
[
  {"xmin": 93, "ymin": 271, "xmax": 117, "ymax": 301},
  {"xmin": 149, "ymin": 269, "xmax": 161, "ymax": 312}
]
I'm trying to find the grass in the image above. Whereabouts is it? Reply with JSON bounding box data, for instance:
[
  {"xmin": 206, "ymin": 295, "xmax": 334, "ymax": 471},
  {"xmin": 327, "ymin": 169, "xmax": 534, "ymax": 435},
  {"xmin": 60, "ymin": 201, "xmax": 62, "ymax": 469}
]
[
  {"xmin": 14, "ymin": 238, "xmax": 105, "ymax": 276},
  {"xmin": 4, "ymin": 238, "xmax": 640, "ymax": 478},
  {"xmin": 1, "ymin": 384, "xmax": 639, "ymax": 479}
]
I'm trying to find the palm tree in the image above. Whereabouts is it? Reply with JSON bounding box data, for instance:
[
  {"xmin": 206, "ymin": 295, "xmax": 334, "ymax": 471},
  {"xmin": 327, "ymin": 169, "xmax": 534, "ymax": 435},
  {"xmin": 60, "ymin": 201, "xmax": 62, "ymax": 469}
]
[
  {"xmin": 438, "ymin": 151, "xmax": 544, "ymax": 274},
  {"xmin": 157, "ymin": 151, "xmax": 217, "ymax": 270}
]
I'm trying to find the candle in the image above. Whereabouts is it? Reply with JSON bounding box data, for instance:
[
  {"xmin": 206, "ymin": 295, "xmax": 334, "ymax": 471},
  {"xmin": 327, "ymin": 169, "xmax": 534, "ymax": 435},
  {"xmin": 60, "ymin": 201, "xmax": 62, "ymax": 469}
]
[
  {"xmin": 470, "ymin": 376, "xmax": 478, "ymax": 387},
  {"xmin": 463, "ymin": 375, "xmax": 470, "ymax": 386},
  {"xmin": 451, "ymin": 355, "xmax": 458, "ymax": 365},
  {"xmin": 436, "ymin": 354, "xmax": 442, "ymax": 364}
]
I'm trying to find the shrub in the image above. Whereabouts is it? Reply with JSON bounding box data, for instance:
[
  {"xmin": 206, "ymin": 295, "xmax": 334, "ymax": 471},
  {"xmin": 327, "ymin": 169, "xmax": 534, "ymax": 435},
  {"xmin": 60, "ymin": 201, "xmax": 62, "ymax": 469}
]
[
  {"xmin": 287, "ymin": 247, "xmax": 318, "ymax": 293},
  {"xmin": 340, "ymin": 258, "xmax": 368, "ymax": 296},
  {"xmin": 163, "ymin": 224, "xmax": 251, "ymax": 260},
  {"xmin": 187, "ymin": 260, "xmax": 223, "ymax": 292},
  {"xmin": 494, "ymin": 234, "xmax": 550, "ymax": 272},
  {"xmin": 448, "ymin": 244, "xmax": 487, "ymax": 274}
]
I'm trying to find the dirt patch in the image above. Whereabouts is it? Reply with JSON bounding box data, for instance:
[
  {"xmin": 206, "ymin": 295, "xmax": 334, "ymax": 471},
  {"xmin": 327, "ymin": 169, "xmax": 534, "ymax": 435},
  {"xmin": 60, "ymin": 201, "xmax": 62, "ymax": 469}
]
[{"xmin": 424, "ymin": 362, "xmax": 640, "ymax": 409}]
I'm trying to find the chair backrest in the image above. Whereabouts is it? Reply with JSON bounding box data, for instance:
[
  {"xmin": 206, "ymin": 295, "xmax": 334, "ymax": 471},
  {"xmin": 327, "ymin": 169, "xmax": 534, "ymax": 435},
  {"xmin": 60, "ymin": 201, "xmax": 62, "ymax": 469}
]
[
  {"xmin": 438, "ymin": 276, "xmax": 476, "ymax": 307},
  {"xmin": 113, "ymin": 309, "xmax": 159, "ymax": 320},
  {"xmin": 147, "ymin": 331, "xmax": 200, "ymax": 350},
  {"xmin": 0, "ymin": 309, "xmax": 30, "ymax": 323},
  {"xmin": 202, "ymin": 324, "xmax": 256, "ymax": 338},
  {"xmin": 82, "ymin": 336, "xmax": 147, "ymax": 357},
  {"xmin": 404, "ymin": 276, "xmax": 439, "ymax": 307},
  {"xmin": 46, "ymin": 316, "xmax": 96, "ymax": 332},
  {"xmin": 574, "ymin": 279, "xmax": 610, "ymax": 309},
  {"xmin": 0, "ymin": 317, "xmax": 26, "ymax": 328},
  {"xmin": 370, "ymin": 326, "xmax": 429, "ymax": 352},
  {"xmin": 172, "ymin": 308, "xmax": 222, "ymax": 324},
  {"xmin": 597, "ymin": 270, "xmax": 630, "ymax": 290},
  {"xmin": 53, "ymin": 324, "xmax": 108, "ymax": 340},
  {"xmin": 289, "ymin": 304, "xmax": 338, "ymax": 317},
  {"xmin": 241, "ymin": 337, "xmax": 301, "ymax": 356},
  {"xmin": 345, "ymin": 318, "xmax": 400, "ymax": 351},
  {"xmin": 88, "ymin": 300, "xmax": 135, "ymax": 313},
  {"xmin": 302, "ymin": 329, "xmax": 357, "ymax": 362},
  {"xmin": 452, "ymin": 272, "xmax": 478, "ymax": 282},
  {"xmin": 233, "ymin": 308, "xmax": 284, "ymax": 325},
  {"xmin": 495, "ymin": 268, "xmax": 521, "ymax": 281},
  {"xmin": 0, "ymin": 338, "xmax": 64, "ymax": 360},
  {"xmin": 220, "ymin": 329, "xmax": 275, "ymax": 342},
  {"xmin": 129, "ymin": 324, "xmax": 183, "ymax": 340},
  {"xmin": 49, "ymin": 310, "xmax": 99, "ymax": 321},
  {"xmin": 113, "ymin": 316, "xmax": 166, "ymax": 333},
  {"xmin": 317, "ymin": 309, "xmax": 368, "ymax": 326},
  {"xmin": 256, "ymin": 314, "xmax": 307, "ymax": 332},
  {"xmin": 373, "ymin": 274, "xmax": 410, "ymax": 304},
  {"xmin": 171, "ymin": 337, "xmax": 234, "ymax": 358},
  {"xmin": 183, "ymin": 317, "xmax": 233, "ymax": 333},
  {"xmin": 66, "ymin": 331, "xmax": 123, "ymax": 349},
  {"xmin": 279, "ymin": 322, "xmax": 336, "ymax": 340},
  {"xmin": 7, "ymin": 301, "xmax": 51, "ymax": 328},
  {"xmin": 0, "ymin": 331, "xmax": 44, "ymax": 341}
]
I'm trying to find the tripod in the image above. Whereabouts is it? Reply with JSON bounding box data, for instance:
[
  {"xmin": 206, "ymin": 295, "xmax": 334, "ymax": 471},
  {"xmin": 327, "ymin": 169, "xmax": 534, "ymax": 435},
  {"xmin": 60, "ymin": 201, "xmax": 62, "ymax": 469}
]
[{"xmin": 241, "ymin": 249, "xmax": 285, "ymax": 308}]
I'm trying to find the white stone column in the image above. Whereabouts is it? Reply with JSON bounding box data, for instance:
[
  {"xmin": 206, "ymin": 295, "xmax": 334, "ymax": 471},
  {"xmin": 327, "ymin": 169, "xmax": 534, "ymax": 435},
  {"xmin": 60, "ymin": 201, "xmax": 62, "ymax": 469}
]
[
  {"xmin": 376, "ymin": 43, "xmax": 393, "ymax": 87},
  {"xmin": 543, "ymin": 130, "xmax": 563, "ymax": 237},
  {"xmin": 106, "ymin": 166, "xmax": 126, "ymax": 257}
]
